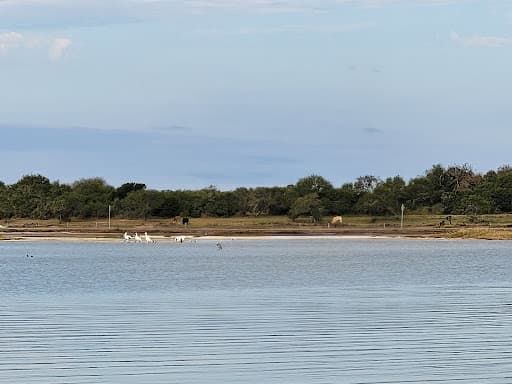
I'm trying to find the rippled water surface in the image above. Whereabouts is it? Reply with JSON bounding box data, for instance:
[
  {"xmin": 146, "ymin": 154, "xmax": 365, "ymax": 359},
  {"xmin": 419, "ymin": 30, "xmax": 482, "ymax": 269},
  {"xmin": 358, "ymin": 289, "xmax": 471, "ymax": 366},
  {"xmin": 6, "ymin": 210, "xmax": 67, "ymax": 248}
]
[{"xmin": 1, "ymin": 239, "xmax": 512, "ymax": 383}]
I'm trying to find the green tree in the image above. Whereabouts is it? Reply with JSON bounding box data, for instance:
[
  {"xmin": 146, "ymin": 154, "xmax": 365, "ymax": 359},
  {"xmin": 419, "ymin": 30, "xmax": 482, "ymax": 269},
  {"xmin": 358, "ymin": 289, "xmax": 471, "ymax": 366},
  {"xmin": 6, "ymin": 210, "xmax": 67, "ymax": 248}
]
[
  {"xmin": 49, "ymin": 184, "xmax": 73, "ymax": 221},
  {"xmin": 404, "ymin": 164, "xmax": 479, "ymax": 213},
  {"xmin": 370, "ymin": 176, "xmax": 407, "ymax": 215},
  {"xmin": 114, "ymin": 183, "xmax": 146, "ymax": 200},
  {"xmin": 247, "ymin": 187, "xmax": 272, "ymax": 216},
  {"xmin": 70, "ymin": 178, "xmax": 114, "ymax": 218},
  {"xmin": 9, "ymin": 174, "xmax": 56, "ymax": 218},
  {"xmin": 267, "ymin": 187, "xmax": 291, "ymax": 215},
  {"xmin": 352, "ymin": 176, "xmax": 380, "ymax": 214},
  {"xmin": 354, "ymin": 175, "xmax": 381, "ymax": 195},
  {"xmin": 0, "ymin": 181, "xmax": 13, "ymax": 219},
  {"xmin": 118, "ymin": 189, "xmax": 166, "ymax": 220},
  {"xmin": 154, "ymin": 191, "xmax": 181, "ymax": 217},
  {"xmin": 204, "ymin": 187, "xmax": 236, "ymax": 217},
  {"xmin": 293, "ymin": 175, "xmax": 334, "ymax": 217},
  {"xmin": 329, "ymin": 183, "xmax": 358, "ymax": 215},
  {"xmin": 440, "ymin": 165, "xmax": 480, "ymax": 213},
  {"xmin": 489, "ymin": 166, "xmax": 512, "ymax": 212},
  {"xmin": 230, "ymin": 187, "xmax": 254, "ymax": 216},
  {"xmin": 295, "ymin": 175, "xmax": 334, "ymax": 197},
  {"xmin": 288, "ymin": 193, "xmax": 322, "ymax": 222}
]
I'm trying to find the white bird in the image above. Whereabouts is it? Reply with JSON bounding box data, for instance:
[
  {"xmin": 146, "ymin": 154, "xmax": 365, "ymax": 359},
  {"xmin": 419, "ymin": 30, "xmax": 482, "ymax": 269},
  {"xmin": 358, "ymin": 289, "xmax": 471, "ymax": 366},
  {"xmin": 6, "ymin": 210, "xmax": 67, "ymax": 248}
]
[
  {"xmin": 134, "ymin": 232, "xmax": 142, "ymax": 243},
  {"xmin": 123, "ymin": 232, "xmax": 133, "ymax": 242},
  {"xmin": 175, "ymin": 235, "xmax": 185, "ymax": 243},
  {"xmin": 144, "ymin": 232, "xmax": 154, "ymax": 243}
]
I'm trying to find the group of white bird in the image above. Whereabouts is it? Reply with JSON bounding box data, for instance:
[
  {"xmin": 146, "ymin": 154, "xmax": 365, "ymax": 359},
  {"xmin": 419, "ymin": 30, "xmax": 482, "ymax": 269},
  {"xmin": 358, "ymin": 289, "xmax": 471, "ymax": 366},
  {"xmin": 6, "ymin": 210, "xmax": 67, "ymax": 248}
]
[
  {"xmin": 175, "ymin": 235, "xmax": 186, "ymax": 243},
  {"xmin": 123, "ymin": 232, "xmax": 154, "ymax": 243}
]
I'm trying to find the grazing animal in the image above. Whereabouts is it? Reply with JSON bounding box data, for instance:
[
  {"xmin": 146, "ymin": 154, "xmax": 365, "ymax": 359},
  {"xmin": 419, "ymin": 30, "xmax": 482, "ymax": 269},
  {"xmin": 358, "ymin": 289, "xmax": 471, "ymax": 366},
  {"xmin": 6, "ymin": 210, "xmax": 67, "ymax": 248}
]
[
  {"xmin": 144, "ymin": 232, "xmax": 154, "ymax": 243},
  {"xmin": 134, "ymin": 232, "xmax": 142, "ymax": 243},
  {"xmin": 331, "ymin": 216, "xmax": 343, "ymax": 227},
  {"xmin": 123, "ymin": 232, "xmax": 133, "ymax": 242},
  {"xmin": 172, "ymin": 216, "xmax": 181, "ymax": 224},
  {"xmin": 182, "ymin": 217, "xmax": 189, "ymax": 226}
]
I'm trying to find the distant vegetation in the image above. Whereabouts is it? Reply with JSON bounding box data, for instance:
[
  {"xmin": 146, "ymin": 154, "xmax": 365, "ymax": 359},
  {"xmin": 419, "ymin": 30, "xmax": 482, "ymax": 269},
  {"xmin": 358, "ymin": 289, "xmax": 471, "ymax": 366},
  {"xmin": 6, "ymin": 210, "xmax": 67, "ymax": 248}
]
[{"xmin": 1, "ymin": 164, "xmax": 511, "ymax": 222}]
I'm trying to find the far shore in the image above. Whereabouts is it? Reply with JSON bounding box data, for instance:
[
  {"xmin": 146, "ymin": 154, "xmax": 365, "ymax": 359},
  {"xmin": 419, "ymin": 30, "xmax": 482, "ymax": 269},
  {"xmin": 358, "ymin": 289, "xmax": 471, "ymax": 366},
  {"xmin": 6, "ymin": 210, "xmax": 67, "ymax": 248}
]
[
  {"xmin": 2, "ymin": 230, "xmax": 511, "ymax": 242},
  {"xmin": 2, "ymin": 215, "xmax": 512, "ymax": 241},
  {"xmin": 1, "ymin": 234, "xmax": 408, "ymax": 243}
]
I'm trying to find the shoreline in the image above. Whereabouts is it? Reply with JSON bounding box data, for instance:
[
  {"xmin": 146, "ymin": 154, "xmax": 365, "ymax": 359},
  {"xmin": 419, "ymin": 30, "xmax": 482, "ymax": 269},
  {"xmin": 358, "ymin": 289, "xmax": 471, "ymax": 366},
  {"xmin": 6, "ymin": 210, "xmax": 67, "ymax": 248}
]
[
  {"xmin": 2, "ymin": 235, "xmax": 401, "ymax": 243},
  {"xmin": 0, "ymin": 232, "xmax": 491, "ymax": 243},
  {"xmin": 2, "ymin": 220, "xmax": 512, "ymax": 241}
]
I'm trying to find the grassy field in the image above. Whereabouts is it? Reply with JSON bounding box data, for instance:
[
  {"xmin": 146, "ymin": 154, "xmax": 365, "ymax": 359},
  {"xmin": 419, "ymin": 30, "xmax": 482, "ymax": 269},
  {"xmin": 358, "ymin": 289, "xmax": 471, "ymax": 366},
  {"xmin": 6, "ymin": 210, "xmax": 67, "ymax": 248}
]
[
  {"xmin": 2, "ymin": 214, "xmax": 512, "ymax": 239},
  {"xmin": 444, "ymin": 228, "xmax": 512, "ymax": 240}
]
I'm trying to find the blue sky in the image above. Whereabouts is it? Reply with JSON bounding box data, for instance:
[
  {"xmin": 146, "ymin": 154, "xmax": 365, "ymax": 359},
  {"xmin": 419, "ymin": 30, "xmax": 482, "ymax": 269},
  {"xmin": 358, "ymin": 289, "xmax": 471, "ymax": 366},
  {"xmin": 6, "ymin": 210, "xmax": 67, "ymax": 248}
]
[{"xmin": 1, "ymin": 0, "xmax": 511, "ymax": 189}]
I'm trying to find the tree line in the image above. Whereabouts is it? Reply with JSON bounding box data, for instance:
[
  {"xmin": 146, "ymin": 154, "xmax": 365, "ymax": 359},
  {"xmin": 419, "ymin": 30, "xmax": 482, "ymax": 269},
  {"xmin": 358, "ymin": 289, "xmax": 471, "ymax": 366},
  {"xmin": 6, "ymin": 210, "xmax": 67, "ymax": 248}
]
[{"xmin": 1, "ymin": 164, "xmax": 512, "ymax": 221}]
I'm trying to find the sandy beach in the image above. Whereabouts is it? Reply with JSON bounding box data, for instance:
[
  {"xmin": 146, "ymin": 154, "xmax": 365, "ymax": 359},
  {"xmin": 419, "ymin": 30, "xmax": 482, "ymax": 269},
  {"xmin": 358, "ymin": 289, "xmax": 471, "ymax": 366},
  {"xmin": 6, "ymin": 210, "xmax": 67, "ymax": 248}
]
[
  {"xmin": 0, "ymin": 231, "xmax": 489, "ymax": 243},
  {"xmin": 1, "ymin": 233, "xmax": 404, "ymax": 243}
]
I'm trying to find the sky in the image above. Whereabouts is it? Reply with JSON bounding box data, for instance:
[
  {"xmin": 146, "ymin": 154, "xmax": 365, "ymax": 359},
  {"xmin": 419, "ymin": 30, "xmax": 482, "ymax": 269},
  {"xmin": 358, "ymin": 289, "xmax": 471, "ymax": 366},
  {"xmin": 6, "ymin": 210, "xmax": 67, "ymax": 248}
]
[{"xmin": 1, "ymin": 0, "xmax": 512, "ymax": 190}]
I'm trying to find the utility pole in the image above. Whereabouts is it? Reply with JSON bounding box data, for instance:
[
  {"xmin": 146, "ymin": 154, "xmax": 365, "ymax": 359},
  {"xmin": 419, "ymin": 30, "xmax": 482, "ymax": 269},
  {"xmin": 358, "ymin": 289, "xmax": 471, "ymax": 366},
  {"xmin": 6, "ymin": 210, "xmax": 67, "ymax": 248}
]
[{"xmin": 400, "ymin": 204, "xmax": 405, "ymax": 229}]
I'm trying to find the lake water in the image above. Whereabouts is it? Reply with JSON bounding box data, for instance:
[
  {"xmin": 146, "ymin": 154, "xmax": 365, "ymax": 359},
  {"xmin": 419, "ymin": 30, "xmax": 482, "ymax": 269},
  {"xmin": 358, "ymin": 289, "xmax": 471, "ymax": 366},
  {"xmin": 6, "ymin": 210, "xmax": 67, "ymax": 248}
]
[{"xmin": 1, "ymin": 239, "xmax": 512, "ymax": 383}]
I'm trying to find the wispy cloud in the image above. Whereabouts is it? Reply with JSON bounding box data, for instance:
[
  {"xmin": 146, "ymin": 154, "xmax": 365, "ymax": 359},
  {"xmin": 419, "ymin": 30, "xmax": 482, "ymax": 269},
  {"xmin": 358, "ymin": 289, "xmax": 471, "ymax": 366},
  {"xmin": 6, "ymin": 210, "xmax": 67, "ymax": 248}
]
[
  {"xmin": 0, "ymin": 31, "xmax": 72, "ymax": 59},
  {"xmin": 0, "ymin": 0, "xmax": 108, "ymax": 5},
  {"xmin": 342, "ymin": 0, "xmax": 471, "ymax": 5},
  {"xmin": 450, "ymin": 31, "xmax": 512, "ymax": 47},
  {"xmin": 0, "ymin": 1, "xmax": 143, "ymax": 29},
  {"xmin": 169, "ymin": 0, "xmax": 472, "ymax": 12},
  {"xmin": 0, "ymin": 0, "xmax": 474, "ymax": 30},
  {"xmin": 197, "ymin": 22, "xmax": 375, "ymax": 36},
  {"xmin": 363, "ymin": 127, "xmax": 384, "ymax": 134},
  {"xmin": 0, "ymin": 0, "xmax": 473, "ymax": 12},
  {"xmin": 182, "ymin": 0, "xmax": 328, "ymax": 13},
  {"xmin": 0, "ymin": 31, "xmax": 23, "ymax": 54},
  {"xmin": 49, "ymin": 37, "xmax": 71, "ymax": 59}
]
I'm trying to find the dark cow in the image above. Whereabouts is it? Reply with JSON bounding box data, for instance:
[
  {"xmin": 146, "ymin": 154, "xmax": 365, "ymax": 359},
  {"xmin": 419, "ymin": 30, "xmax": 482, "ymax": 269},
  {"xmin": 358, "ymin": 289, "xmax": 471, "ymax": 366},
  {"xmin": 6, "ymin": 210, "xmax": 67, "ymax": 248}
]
[{"xmin": 182, "ymin": 217, "xmax": 189, "ymax": 226}]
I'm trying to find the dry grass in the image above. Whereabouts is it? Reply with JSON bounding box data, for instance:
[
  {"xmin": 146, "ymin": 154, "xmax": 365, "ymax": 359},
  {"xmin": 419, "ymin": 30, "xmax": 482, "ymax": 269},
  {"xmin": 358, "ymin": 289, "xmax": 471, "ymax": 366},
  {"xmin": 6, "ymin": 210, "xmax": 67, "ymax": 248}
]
[
  {"xmin": 445, "ymin": 227, "xmax": 512, "ymax": 240},
  {"xmin": 3, "ymin": 214, "xmax": 512, "ymax": 239}
]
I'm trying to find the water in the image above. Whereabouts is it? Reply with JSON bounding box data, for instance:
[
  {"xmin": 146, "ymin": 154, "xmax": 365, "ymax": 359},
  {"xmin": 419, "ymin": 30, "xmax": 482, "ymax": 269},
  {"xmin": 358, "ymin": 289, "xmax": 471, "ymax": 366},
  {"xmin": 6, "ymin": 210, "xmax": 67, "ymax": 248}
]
[{"xmin": 1, "ymin": 239, "xmax": 512, "ymax": 383}]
